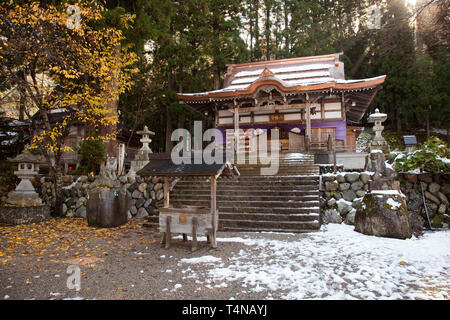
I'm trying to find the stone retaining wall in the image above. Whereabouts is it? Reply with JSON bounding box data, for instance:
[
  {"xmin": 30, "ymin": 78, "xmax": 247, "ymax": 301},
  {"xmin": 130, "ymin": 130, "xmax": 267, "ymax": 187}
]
[
  {"xmin": 30, "ymin": 175, "xmax": 170, "ymax": 219},
  {"xmin": 320, "ymin": 171, "xmax": 450, "ymax": 229},
  {"xmin": 320, "ymin": 172, "xmax": 373, "ymax": 225},
  {"xmin": 398, "ymin": 173, "xmax": 450, "ymax": 228}
]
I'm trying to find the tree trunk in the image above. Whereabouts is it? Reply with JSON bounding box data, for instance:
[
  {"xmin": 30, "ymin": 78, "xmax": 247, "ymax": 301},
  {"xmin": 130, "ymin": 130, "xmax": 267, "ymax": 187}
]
[
  {"xmin": 426, "ymin": 107, "xmax": 430, "ymax": 139},
  {"xmin": 105, "ymin": 44, "xmax": 121, "ymax": 157},
  {"xmin": 165, "ymin": 71, "xmax": 174, "ymax": 152}
]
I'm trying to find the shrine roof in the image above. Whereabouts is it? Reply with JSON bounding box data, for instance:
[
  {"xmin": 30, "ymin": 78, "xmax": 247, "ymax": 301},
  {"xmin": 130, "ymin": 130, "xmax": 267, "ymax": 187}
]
[
  {"xmin": 176, "ymin": 53, "xmax": 386, "ymax": 122},
  {"xmin": 177, "ymin": 53, "xmax": 386, "ymax": 102}
]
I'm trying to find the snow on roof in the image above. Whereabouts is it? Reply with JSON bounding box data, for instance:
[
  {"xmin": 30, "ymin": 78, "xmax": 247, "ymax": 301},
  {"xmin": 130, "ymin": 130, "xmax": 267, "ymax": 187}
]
[
  {"xmin": 234, "ymin": 63, "xmax": 332, "ymax": 78},
  {"xmin": 231, "ymin": 70, "xmax": 331, "ymax": 85}
]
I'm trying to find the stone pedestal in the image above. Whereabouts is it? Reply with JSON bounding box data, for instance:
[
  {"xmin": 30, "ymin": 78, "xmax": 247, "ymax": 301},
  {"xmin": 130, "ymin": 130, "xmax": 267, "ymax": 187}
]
[{"xmin": 87, "ymin": 187, "xmax": 130, "ymax": 228}]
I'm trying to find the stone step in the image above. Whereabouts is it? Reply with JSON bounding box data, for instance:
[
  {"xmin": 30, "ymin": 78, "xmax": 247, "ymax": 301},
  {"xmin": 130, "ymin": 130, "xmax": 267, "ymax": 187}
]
[
  {"xmin": 218, "ymin": 226, "xmax": 319, "ymax": 233},
  {"xmin": 218, "ymin": 206, "xmax": 320, "ymax": 214},
  {"xmin": 176, "ymin": 177, "xmax": 319, "ymax": 184},
  {"xmin": 170, "ymin": 199, "xmax": 320, "ymax": 208},
  {"xmin": 171, "ymin": 194, "xmax": 319, "ymax": 202},
  {"xmin": 171, "ymin": 190, "xmax": 319, "ymax": 197},
  {"xmin": 218, "ymin": 219, "xmax": 320, "ymax": 231},
  {"xmin": 219, "ymin": 212, "xmax": 319, "ymax": 222}
]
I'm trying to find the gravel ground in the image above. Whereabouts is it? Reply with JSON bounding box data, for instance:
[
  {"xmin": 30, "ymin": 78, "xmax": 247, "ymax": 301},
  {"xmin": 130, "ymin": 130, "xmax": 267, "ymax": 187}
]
[
  {"xmin": 0, "ymin": 218, "xmax": 287, "ymax": 300},
  {"xmin": 1, "ymin": 217, "xmax": 449, "ymax": 300}
]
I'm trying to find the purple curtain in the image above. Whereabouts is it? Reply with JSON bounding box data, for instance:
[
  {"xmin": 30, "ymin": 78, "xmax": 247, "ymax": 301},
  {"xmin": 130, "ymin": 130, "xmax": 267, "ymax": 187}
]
[{"xmin": 215, "ymin": 120, "xmax": 346, "ymax": 144}]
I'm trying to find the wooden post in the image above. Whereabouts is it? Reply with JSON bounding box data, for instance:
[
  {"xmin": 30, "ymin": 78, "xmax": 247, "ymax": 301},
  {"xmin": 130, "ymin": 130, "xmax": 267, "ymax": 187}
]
[
  {"xmin": 192, "ymin": 217, "xmax": 198, "ymax": 252},
  {"xmin": 165, "ymin": 215, "xmax": 171, "ymax": 249},
  {"xmin": 163, "ymin": 176, "xmax": 169, "ymax": 208},
  {"xmin": 210, "ymin": 175, "xmax": 217, "ymax": 248},
  {"xmin": 305, "ymin": 102, "xmax": 311, "ymax": 140},
  {"xmin": 234, "ymin": 106, "xmax": 239, "ymax": 152}
]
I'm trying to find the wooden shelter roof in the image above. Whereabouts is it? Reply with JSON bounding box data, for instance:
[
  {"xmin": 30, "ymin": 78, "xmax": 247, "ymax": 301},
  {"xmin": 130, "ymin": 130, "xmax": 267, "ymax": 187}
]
[{"xmin": 137, "ymin": 154, "xmax": 239, "ymax": 178}]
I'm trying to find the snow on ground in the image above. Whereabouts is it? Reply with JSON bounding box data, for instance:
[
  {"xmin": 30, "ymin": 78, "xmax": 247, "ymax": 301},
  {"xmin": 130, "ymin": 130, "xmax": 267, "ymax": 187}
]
[{"xmin": 177, "ymin": 224, "xmax": 450, "ymax": 300}]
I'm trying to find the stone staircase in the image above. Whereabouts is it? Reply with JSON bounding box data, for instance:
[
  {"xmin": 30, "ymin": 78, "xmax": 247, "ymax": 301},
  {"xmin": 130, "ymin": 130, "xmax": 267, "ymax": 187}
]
[{"xmin": 146, "ymin": 152, "xmax": 321, "ymax": 233}]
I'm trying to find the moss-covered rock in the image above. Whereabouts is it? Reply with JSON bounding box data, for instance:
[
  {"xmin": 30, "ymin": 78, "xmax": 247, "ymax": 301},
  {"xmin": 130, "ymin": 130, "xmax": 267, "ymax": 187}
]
[{"xmin": 354, "ymin": 192, "xmax": 413, "ymax": 239}]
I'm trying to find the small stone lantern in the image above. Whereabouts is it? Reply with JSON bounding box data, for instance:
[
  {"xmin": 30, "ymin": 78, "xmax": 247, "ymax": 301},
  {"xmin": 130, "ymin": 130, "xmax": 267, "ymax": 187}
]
[
  {"xmin": 368, "ymin": 108, "xmax": 390, "ymax": 152},
  {"xmin": 0, "ymin": 150, "xmax": 50, "ymax": 225},
  {"xmin": 127, "ymin": 125, "xmax": 155, "ymax": 177},
  {"xmin": 4, "ymin": 150, "xmax": 45, "ymax": 206}
]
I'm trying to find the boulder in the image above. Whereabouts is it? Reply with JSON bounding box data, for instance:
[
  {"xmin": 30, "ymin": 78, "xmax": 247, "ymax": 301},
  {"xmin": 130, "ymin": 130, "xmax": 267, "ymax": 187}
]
[
  {"xmin": 437, "ymin": 192, "xmax": 449, "ymax": 205},
  {"xmin": 129, "ymin": 206, "xmax": 138, "ymax": 216},
  {"xmin": 119, "ymin": 176, "xmax": 128, "ymax": 184},
  {"xmin": 154, "ymin": 183, "xmax": 163, "ymax": 192},
  {"xmin": 339, "ymin": 183, "xmax": 350, "ymax": 191},
  {"xmin": 322, "ymin": 175, "xmax": 336, "ymax": 182},
  {"xmin": 136, "ymin": 207, "xmax": 149, "ymax": 218},
  {"xmin": 144, "ymin": 198, "xmax": 153, "ymax": 208},
  {"xmin": 336, "ymin": 174, "xmax": 346, "ymax": 183},
  {"xmin": 322, "ymin": 209, "xmax": 342, "ymax": 224},
  {"xmin": 407, "ymin": 192, "xmax": 422, "ymax": 212},
  {"xmin": 128, "ymin": 182, "xmax": 139, "ymax": 193},
  {"xmin": 344, "ymin": 208, "xmax": 356, "ymax": 225},
  {"xmin": 441, "ymin": 184, "xmax": 450, "ymax": 196},
  {"xmin": 336, "ymin": 199, "xmax": 352, "ymax": 214},
  {"xmin": 333, "ymin": 192, "xmax": 342, "ymax": 200},
  {"xmin": 151, "ymin": 177, "xmax": 160, "ymax": 184},
  {"xmin": 354, "ymin": 192, "xmax": 412, "ymax": 239},
  {"xmin": 403, "ymin": 173, "xmax": 418, "ymax": 184},
  {"xmin": 360, "ymin": 173, "xmax": 371, "ymax": 184},
  {"xmin": 325, "ymin": 181, "xmax": 339, "ymax": 191},
  {"xmin": 62, "ymin": 176, "xmax": 73, "ymax": 184},
  {"xmin": 327, "ymin": 198, "xmax": 336, "ymax": 207},
  {"xmin": 66, "ymin": 197, "xmax": 77, "ymax": 208},
  {"xmin": 418, "ymin": 173, "xmax": 433, "ymax": 183},
  {"xmin": 75, "ymin": 206, "xmax": 86, "ymax": 218},
  {"xmin": 428, "ymin": 182, "xmax": 441, "ymax": 195},
  {"xmin": 138, "ymin": 183, "xmax": 147, "ymax": 193},
  {"xmin": 342, "ymin": 190, "xmax": 357, "ymax": 202},
  {"xmin": 76, "ymin": 197, "xmax": 86, "ymax": 209},
  {"xmin": 424, "ymin": 191, "xmax": 440, "ymax": 205},
  {"xmin": 356, "ymin": 190, "xmax": 366, "ymax": 198},
  {"xmin": 135, "ymin": 198, "xmax": 145, "ymax": 209},
  {"xmin": 156, "ymin": 189, "xmax": 164, "ymax": 201},
  {"xmin": 132, "ymin": 190, "xmax": 143, "ymax": 199},
  {"xmin": 351, "ymin": 181, "xmax": 364, "ymax": 191},
  {"xmin": 345, "ymin": 173, "xmax": 360, "ymax": 183}
]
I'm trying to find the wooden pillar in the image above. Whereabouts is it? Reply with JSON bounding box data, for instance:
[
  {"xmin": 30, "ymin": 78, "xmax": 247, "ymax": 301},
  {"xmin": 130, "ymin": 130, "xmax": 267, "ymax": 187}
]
[
  {"xmin": 163, "ymin": 176, "xmax": 169, "ymax": 208},
  {"xmin": 234, "ymin": 106, "xmax": 239, "ymax": 152},
  {"xmin": 305, "ymin": 102, "xmax": 311, "ymax": 151},
  {"xmin": 210, "ymin": 175, "xmax": 217, "ymax": 248}
]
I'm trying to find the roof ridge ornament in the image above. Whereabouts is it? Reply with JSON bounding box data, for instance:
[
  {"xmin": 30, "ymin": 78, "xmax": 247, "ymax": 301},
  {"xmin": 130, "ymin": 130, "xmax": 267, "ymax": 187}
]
[{"xmin": 259, "ymin": 66, "xmax": 275, "ymax": 78}]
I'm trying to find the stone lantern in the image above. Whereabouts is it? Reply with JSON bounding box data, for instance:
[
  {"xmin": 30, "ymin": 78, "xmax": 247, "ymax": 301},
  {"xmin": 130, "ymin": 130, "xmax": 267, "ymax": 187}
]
[
  {"xmin": 127, "ymin": 125, "xmax": 155, "ymax": 177},
  {"xmin": 368, "ymin": 108, "xmax": 390, "ymax": 152},
  {"xmin": 4, "ymin": 151, "xmax": 44, "ymax": 206},
  {"xmin": 0, "ymin": 150, "xmax": 50, "ymax": 225}
]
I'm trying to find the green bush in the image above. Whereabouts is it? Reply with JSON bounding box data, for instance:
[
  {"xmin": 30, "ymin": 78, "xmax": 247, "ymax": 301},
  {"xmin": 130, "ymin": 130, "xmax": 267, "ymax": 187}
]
[
  {"xmin": 392, "ymin": 136, "xmax": 450, "ymax": 173},
  {"xmin": 73, "ymin": 138, "xmax": 106, "ymax": 175},
  {"xmin": 0, "ymin": 162, "xmax": 18, "ymax": 195}
]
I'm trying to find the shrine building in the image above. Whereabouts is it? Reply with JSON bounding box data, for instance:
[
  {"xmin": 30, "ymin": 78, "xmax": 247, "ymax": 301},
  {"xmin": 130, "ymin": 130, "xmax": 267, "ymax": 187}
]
[{"xmin": 177, "ymin": 53, "xmax": 386, "ymax": 154}]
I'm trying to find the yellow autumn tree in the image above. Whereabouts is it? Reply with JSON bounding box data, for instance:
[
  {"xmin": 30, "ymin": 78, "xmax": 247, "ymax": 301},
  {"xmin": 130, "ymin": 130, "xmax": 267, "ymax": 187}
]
[{"xmin": 0, "ymin": 1, "xmax": 137, "ymax": 216}]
